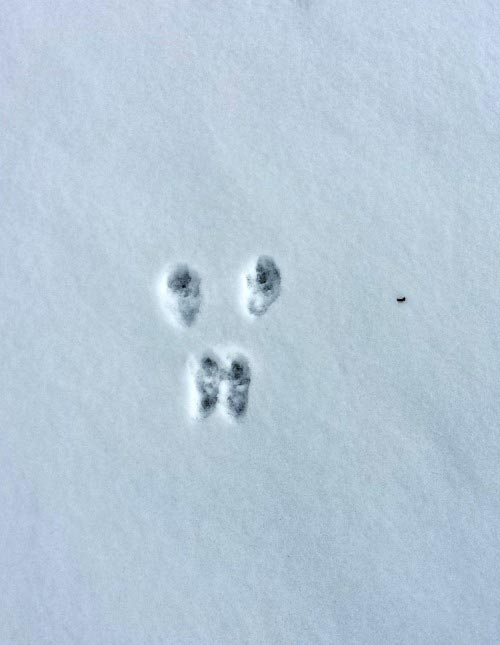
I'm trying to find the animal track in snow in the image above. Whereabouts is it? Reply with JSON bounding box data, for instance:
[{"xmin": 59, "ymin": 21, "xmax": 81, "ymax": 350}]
[
  {"xmin": 188, "ymin": 351, "xmax": 251, "ymax": 421},
  {"xmin": 244, "ymin": 255, "xmax": 281, "ymax": 316},
  {"xmin": 155, "ymin": 258, "xmax": 270, "ymax": 419},
  {"xmin": 188, "ymin": 352, "xmax": 221, "ymax": 419},
  {"xmin": 221, "ymin": 353, "xmax": 251, "ymax": 419},
  {"xmin": 157, "ymin": 263, "xmax": 201, "ymax": 328}
]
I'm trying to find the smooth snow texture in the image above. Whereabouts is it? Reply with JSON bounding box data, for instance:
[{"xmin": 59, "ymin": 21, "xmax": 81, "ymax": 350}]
[{"xmin": 1, "ymin": 1, "xmax": 500, "ymax": 644}]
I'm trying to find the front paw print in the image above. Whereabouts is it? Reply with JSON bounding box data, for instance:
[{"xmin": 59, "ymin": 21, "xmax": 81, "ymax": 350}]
[
  {"xmin": 188, "ymin": 351, "xmax": 251, "ymax": 421},
  {"xmin": 221, "ymin": 354, "xmax": 251, "ymax": 419}
]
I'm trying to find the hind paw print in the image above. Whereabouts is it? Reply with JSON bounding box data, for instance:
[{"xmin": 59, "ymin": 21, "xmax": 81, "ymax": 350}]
[
  {"xmin": 157, "ymin": 263, "xmax": 201, "ymax": 328},
  {"xmin": 244, "ymin": 255, "xmax": 281, "ymax": 317}
]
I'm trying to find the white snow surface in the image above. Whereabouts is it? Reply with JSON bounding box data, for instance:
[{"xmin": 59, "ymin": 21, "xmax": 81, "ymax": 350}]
[{"xmin": 2, "ymin": 1, "xmax": 500, "ymax": 643}]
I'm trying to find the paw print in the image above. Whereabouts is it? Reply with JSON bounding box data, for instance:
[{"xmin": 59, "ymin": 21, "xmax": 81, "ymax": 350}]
[
  {"xmin": 157, "ymin": 263, "xmax": 202, "ymax": 328},
  {"xmin": 244, "ymin": 256, "xmax": 281, "ymax": 316},
  {"xmin": 156, "ymin": 256, "xmax": 281, "ymax": 420}
]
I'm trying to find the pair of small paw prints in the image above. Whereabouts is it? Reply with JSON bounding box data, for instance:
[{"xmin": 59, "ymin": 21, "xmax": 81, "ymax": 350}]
[
  {"xmin": 189, "ymin": 351, "xmax": 251, "ymax": 420},
  {"xmin": 156, "ymin": 256, "xmax": 281, "ymax": 420}
]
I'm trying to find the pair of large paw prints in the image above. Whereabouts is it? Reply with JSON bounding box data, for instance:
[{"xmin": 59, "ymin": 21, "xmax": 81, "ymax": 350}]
[
  {"xmin": 156, "ymin": 256, "xmax": 281, "ymax": 420},
  {"xmin": 158, "ymin": 255, "xmax": 281, "ymax": 327}
]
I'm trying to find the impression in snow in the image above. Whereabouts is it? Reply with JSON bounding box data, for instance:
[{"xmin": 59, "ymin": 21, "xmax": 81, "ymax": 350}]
[
  {"xmin": 244, "ymin": 255, "xmax": 281, "ymax": 316},
  {"xmin": 188, "ymin": 350, "xmax": 252, "ymax": 421},
  {"xmin": 189, "ymin": 353, "xmax": 221, "ymax": 419},
  {"xmin": 220, "ymin": 353, "xmax": 251, "ymax": 419},
  {"xmin": 158, "ymin": 263, "xmax": 201, "ymax": 328}
]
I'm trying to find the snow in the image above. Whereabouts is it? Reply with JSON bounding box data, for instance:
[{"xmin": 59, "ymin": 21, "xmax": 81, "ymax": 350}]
[{"xmin": 1, "ymin": 1, "xmax": 500, "ymax": 643}]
